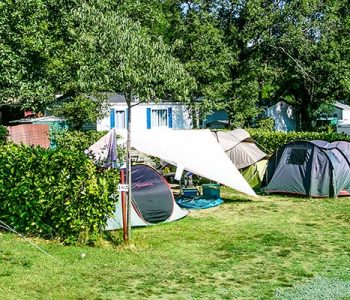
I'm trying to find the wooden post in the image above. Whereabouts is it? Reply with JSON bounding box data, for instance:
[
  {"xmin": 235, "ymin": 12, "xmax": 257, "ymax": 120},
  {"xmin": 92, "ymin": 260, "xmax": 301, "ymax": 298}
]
[
  {"xmin": 120, "ymin": 170, "xmax": 127, "ymax": 242},
  {"xmin": 125, "ymin": 93, "xmax": 132, "ymax": 242}
]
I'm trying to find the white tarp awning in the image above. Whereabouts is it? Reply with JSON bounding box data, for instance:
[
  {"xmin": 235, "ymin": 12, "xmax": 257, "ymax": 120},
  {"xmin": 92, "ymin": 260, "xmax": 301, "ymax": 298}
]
[
  {"xmin": 113, "ymin": 128, "xmax": 257, "ymax": 197},
  {"xmin": 86, "ymin": 129, "xmax": 116, "ymax": 165}
]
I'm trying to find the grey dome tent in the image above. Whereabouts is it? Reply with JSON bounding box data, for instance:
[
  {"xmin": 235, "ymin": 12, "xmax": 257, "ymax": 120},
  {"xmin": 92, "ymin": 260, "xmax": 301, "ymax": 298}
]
[
  {"xmin": 106, "ymin": 164, "xmax": 188, "ymax": 229},
  {"xmin": 261, "ymin": 140, "xmax": 350, "ymax": 197}
]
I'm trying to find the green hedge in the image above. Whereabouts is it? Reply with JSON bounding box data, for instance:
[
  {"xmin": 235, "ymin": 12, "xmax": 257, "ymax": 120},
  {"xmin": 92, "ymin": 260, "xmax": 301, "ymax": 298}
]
[
  {"xmin": 0, "ymin": 143, "xmax": 118, "ymax": 244},
  {"xmin": 248, "ymin": 129, "xmax": 350, "ymax": 154}
]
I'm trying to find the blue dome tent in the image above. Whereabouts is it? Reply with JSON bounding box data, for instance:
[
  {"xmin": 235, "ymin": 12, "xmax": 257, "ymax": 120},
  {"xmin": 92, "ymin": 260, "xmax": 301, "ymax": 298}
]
[{"xmin": 262, "ymin": 140, "xmax": 350, "ymax": 197}]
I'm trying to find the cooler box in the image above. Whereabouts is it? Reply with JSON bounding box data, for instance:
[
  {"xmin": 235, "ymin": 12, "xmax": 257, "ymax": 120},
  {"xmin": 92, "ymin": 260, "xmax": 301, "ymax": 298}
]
[
  {"xmin": 202, "ymin": 184, "xmax": 220, "ymax": 199},
  {"xmin": 182, "ymin": 187, "xmax": 198, "ymax": 197}
]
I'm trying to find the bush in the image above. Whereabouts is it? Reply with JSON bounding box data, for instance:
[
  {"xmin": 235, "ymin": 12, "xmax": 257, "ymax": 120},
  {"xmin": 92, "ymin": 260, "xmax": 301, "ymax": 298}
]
[
  {"xmin": 248, "ymin": 129, "xmax": 350, "ymax": 154},
  {"xmin": 0, "ymin": 143, "xmax": 118, "ymax": 244},
  {"xmin": 255, "ymin": 117, "xmax": 275, "ymax": 131},
  {"xmin": 0, "ymin": 125, "xmax": 8, "ymax": 144},
  {"xmin": 52, "ymin": 95, "xmax": 109, "ymax": 130},
  {"xmin": 51, "ymin": 129, "xmax": 107, "ymax": 152}
]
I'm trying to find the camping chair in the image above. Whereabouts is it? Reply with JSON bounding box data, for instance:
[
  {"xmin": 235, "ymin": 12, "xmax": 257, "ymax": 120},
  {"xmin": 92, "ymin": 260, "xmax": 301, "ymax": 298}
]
[
  {"xmin": 179, "ymin": 171, "xmax": 200, "ymax": 197},
  {"xmin": 157, "ymin": 161, "xmax": 176, "ymax": 183}
]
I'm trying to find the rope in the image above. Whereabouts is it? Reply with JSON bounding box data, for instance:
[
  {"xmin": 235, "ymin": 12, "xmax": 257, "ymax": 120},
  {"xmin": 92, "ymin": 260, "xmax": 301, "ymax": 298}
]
[{"xmin": 0, "ymin": 220, "xmax": 62, "ymax": 264}]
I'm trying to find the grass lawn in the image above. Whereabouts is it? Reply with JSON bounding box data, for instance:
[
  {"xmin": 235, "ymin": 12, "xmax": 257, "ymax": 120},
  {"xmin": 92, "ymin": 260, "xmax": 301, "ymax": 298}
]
[{"xmin": 1, "ymin": 189, "xmax": 350, "ymax": 299}]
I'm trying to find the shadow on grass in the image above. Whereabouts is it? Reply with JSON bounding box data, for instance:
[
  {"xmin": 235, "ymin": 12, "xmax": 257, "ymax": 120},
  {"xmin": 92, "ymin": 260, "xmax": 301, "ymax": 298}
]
[
  {"xmin": 102, "ymin": 231, "xmax": 124, "ymax": 247},
  {"xmin": 221, "ymin": 197, "xmax": 255, "ymax": 203},
  {"xmin": 265, "ymin": 194, "xmax": 321, "ymax": 203}
]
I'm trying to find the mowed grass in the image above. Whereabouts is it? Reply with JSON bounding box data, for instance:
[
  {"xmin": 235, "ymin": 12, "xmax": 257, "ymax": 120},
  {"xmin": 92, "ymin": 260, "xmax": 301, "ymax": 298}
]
[{"xmin": 1, "ymin": 189, "xmax": 350, "ymax": 299}]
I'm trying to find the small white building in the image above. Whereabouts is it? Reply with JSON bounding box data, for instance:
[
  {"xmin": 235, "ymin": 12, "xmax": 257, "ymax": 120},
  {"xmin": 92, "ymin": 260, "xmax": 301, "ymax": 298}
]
[
  {"xmin": 334, "ymin": 101, "xmax": 350, "ymax": 135},
  {"xmin": 266, "ymin": 101, "xmax": 297, "ymax": 132},
  {"xmin": 97, "ymin": 94, "xmax": 192, "ymax": 131},
  {"xmin": 333, "ymin": 101, "xmax": 350, "ymax": 121}
]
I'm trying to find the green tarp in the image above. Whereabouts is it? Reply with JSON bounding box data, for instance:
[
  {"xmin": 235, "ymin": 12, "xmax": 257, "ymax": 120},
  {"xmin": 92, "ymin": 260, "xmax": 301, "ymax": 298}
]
[{"xmin": 242, "ymin": 159, "xmax": 268, "ymax": 189}]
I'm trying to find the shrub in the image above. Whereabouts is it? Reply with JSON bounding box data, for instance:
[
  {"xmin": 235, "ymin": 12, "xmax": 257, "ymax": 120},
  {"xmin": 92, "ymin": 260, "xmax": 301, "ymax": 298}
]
[
  {"xmin": 248, "ymin": 129, "xmax": 350, "ymax": 154},
  {"xmin": 255, "ymin": 117, "xmax": 275, "ymax": 131},
  {"xmin": 50, "ymin": 129, "xmax": 107, "ymax": 152},
  {"xmin": 0, "ymin": 125, "xmax": 8, "ymax": 144},
  {"xmin": 0, "ymin": 143, "xmax": 118, "ymax": 244},
  {"xmin": 52, "ymin": 95, "xmax": 109, "ymax": 130}
]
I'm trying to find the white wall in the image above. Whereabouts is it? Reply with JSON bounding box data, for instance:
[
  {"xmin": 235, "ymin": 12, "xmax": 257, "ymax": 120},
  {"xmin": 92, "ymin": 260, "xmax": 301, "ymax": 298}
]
[
  {"xmin": 333, "ymin": 107, "xmax": 350, "ymax": 121},
  {"xmin": 331, "ymin": 103, "xmax": 350, "ymax": 121},
  {"xmin": 342, "ymin": 109, "xmax": 350, "ymax": 120},
  {"xmin": 97, "ymin": 102, "xmax": 192, "ymax": 131},
  {"xmin": 337, "ymin": 123, "xmax": 350, "ymax": 135}
]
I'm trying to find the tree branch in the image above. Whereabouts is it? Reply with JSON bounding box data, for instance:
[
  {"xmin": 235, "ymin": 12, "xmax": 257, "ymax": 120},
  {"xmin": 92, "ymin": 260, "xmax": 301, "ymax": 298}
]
[{"xmin": 271, "ymin": 45, "xmax": 316, "ymax": 82}]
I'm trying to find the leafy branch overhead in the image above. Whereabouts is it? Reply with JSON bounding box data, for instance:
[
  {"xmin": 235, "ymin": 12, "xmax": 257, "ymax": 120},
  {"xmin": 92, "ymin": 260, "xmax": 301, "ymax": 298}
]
[
  {"xmin": 0, "ymin": 1, "xmax": 194, "ymax": 112},
  {"xmin": 52, "ymin": 94, "xmax": 110, "ymax": 130},
  {"xmin": 72, "ymin": 2, "xmax": 194, "ymax": 102},
  {"xmin": 1, "ymin": 1, "xmax": 350, "ymax": 130}
]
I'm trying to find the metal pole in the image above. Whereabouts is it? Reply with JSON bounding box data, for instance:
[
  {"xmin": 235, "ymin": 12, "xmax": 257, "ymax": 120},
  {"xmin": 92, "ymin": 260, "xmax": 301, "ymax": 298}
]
[
  {"xmin": 125, "ymin": 94, "xmax": 132, "ymax": 242},
  {"xmin": 120, "ymin": 170, "xmax": 127, "ymax": 242}
]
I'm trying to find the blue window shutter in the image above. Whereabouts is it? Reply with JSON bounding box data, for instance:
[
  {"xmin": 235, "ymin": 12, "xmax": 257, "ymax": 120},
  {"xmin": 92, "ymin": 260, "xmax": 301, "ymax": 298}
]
[
  {"xmin": 168, "ymin": 107, "xmax": 173, "ymax": 128},
  {"xmin": 110, "ymin": 108, "xmax": 115, "ymax": 129},
  {"xmin": 125, "ymin": 108, "xmax": 129, "ymax": 129},
  {"xmin": 146, "ymin": 108, "xmax": 151, "ymax": 129}
]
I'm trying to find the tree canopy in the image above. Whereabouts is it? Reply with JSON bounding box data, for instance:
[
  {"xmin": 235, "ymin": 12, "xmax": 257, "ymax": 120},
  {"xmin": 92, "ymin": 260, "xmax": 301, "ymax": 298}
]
[
  {"xmin": 73, "ymin": 2, "xmax": 193, "ymax": 102},
  {"xmin": 0, "ymin": 0, "xmax": 54, "ymax": 110},
  {"xmin": 211, "ymin": 0, "xmax": 350, "ymax": 129},
  {"xmin": 1, "ymin": 0, "xmax": 350, "ymax": 130}
]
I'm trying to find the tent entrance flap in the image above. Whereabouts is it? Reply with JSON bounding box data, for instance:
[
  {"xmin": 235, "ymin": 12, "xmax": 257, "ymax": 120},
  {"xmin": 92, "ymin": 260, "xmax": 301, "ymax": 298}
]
[{"xmin": 131, "ymin": 164, "xmax": 173, "ymax": 224}]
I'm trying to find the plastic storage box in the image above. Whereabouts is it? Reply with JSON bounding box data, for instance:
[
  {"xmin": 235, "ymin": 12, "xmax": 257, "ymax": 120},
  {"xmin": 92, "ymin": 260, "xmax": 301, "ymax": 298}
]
[{"xmin": 202, "ymin": 184, "xmax": 221, "ymax": 199}]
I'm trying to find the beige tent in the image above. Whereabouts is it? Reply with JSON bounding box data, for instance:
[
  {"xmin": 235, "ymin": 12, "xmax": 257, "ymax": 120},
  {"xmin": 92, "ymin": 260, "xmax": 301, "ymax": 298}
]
[{"xmin": 213, "ymin": 129, "xmax": 266, "ymax": 170}]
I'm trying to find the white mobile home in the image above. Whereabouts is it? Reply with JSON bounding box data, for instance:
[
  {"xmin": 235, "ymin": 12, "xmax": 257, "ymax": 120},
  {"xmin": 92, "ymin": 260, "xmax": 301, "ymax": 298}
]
[
  {"xmin": 333, "ymin": 102, "xmax": 350, "ymax": 135},
  {"xmin": 266, "ymin": 101, "xmax": 297, "ymax": 132},
  {"xmin": 97, "ymin": 94, "xmax": 192, "ymax": 131},
  {"xmin": 333, "ymin": 101, "xmax": 350, "ymax": 121}
]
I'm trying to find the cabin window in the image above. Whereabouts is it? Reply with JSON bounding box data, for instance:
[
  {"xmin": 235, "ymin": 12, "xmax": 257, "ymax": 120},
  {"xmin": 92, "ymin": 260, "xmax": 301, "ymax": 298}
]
[
  {"xmin": 287, "ymin": 148, "xmax": 307, "ymax": 165},
  {"xmin": 115, "ymin": 110, "xmax": 126, "ymax": 129},
  {"xmin": 152, "ymin": 109, "xmax": 168, "ymax": 127}
]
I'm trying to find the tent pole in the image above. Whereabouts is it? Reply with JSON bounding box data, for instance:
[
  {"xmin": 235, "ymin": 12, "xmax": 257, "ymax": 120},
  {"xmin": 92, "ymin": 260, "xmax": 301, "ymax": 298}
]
[
  {"xmin": 120, "ymin": 170, "xmax": 127, "ymax": 242},
  {"xmin": 125, "ymin": 93, "xmax": 132, "ymax": 242}
]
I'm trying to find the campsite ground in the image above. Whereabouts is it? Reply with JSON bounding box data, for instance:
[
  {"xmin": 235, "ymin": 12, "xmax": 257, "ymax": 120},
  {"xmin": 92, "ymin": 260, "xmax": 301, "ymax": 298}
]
[{"xmin": 1, "ymin": 189, "xmax": 350, "ymax": 299}]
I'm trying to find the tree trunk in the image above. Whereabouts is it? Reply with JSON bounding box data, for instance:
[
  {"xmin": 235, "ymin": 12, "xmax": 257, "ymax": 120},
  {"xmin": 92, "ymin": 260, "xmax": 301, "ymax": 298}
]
[
  {"xmin": 298, "ymin": 99, "xmax": 315, "ymax": 131},
  {"xmin": 125, "ymin": 92, "xmax": 132, "ymax": 242},
  {"xmin": 294, "ymin": 85, "xmax": 316, "ymax": 131},
  {"xmin": 190, "ymin": 101, "xmax": 198, "ymax": 128}
]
